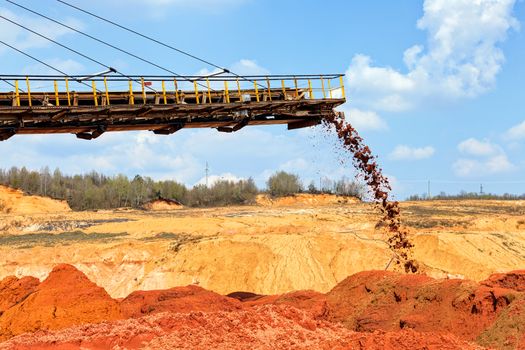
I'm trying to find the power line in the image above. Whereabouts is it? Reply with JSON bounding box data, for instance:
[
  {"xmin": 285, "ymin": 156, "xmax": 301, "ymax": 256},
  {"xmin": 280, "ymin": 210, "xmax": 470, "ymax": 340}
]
[
  {"xmin": 55, "ymin": 0, "xmax": 266, "ymax": 89},
  {"xmin": 5, "ymin": 0, "xmax": 212, "ymax": 91},
  {"xmin": 0, "ymin": 13, "xmax": 157, "ymax": 92}
]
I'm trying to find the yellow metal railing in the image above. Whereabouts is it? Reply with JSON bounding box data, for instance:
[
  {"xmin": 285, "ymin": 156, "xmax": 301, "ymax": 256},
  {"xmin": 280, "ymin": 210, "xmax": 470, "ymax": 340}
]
[{"xmin": 1, "ymin": 74, "xmax": 346, "ymax": 107}]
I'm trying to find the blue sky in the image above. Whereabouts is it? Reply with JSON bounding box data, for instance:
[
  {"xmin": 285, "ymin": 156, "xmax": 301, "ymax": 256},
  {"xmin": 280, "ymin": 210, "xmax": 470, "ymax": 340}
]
[{"xmin": 0, "ymin": 0, "xmax": 524, "ymax": 199}]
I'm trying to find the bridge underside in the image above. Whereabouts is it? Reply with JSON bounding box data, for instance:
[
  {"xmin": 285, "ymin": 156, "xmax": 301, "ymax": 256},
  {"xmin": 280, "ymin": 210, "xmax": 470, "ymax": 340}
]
[{"xmin": 0, "ymin": 90, "xmax": 344, "ymax": 141}]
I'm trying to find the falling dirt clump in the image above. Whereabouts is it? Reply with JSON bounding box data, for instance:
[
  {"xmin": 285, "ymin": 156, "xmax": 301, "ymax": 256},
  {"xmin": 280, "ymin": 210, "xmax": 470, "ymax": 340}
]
[
  {"xmin": 0, "ymin": 264, "xmax": 121, "ymax": 341},
  {"xmin": 325, "ymin": 270, "xmax": 519, "ymax": 341},
  {"xmin": 0, "ymin": 305, "xmax": 485, "ymax": 350},
  {"xmin": 120, "ymin": 285, "xmax": 242, "ymax": 317},
  {"xmin": 0, "ymin": 276, "xmax": 39, "ymax": 314},
  {"xmin": 322, "ymin": 112, "xmax": 417, "ymax": 272}
]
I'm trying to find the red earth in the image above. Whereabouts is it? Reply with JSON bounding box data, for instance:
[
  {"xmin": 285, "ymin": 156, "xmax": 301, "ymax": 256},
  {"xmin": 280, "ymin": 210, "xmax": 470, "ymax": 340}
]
[{"xmin": 2, "ymin": 265, "xmax": 525, "ymax": 349}]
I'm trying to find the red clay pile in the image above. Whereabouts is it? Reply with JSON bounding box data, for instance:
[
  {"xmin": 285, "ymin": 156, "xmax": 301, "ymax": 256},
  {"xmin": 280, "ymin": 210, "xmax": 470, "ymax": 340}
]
[
  {"xmin": 323, "ymin": 112, "xmax": 417, "ymax": 272},
  {"xmin": 2, "ymin": 265, "xmax": 525, "ymax": 349}
]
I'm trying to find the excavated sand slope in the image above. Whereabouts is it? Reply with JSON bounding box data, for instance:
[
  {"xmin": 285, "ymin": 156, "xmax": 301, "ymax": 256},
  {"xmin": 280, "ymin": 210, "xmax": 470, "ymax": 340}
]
[
  {"xmin": 3, "ymin": 265, "xmax": 519, "ymax": 349},
  {"xmin": 1, "ymin": 195, "xmax": 525, "ymax": 299},
  {"xmin": 0, "ymin": 186, "xmax": 70, "ymax": 215}
]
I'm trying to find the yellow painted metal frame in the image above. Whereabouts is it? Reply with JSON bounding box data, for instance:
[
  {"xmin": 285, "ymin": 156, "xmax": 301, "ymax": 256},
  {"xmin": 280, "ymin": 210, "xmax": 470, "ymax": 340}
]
[
  {"xmin": 128, "ymin": 80, "xmax": 134, "ymax": 105},
  {"xmin": 206, "ymin": 78, "xmax": 212, "ymax": 104},
  {"xmin": 254, "ymin": 80, "xmax": 260, "ymax": 102},
  {"xmin": 14, "ymin": 80, "xmax": 20, "ymax": 107},
  {"xmin": 174, "ymin": 79, "xmax": 180, "ymax": 104},
  {"xmin": 193, "ymin": 81, "xmax": 200, "ymax": 104},
  {"xmin": 25, "ymin": 77, "xmax": 32, "ymax": 107},
  {"xmin": 104, "ymin": 77, "xmax": 110, "ymax": 106},
  {"xmin": 224, "ymin": 81, "xmax": 230, "ymax": 103},
  {"xmin": 91, "ymin": 81, "xmax": 98, "ymax": 106},
  {"xmin": 266, "ymin": 78, "xmax": 272, "ymax": 101},
  {"xmin": 141, "ymin": 78, "xmax": 147, "ymax": 104},
  {"xmin": 54, "ymin": 80, "xmax": 60, "ymax": 106},
  {"xmin": 65, "ymin": 78, "xmax": 71, "ymax": 106},
  {"xmin": 161, "ymin": 81, "xmax": 167, "ymax": 105}
]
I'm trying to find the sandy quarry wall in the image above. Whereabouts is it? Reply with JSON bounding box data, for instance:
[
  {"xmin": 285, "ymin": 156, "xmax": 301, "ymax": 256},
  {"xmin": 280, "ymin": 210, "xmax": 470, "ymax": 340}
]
[{"xmin": 0, "ymin": 186, "xmax": 70, "ymax": 215}]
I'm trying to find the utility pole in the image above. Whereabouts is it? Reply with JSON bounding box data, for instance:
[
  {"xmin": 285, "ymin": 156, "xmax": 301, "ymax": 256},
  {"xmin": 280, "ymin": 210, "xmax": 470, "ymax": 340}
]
[
  {"xmin": 427, "ymin": 180, "xmax": 431, "ymax": 199},
  {"xmin": 480, "ymin": 184, "xmax": 484, "ymax": 195},
  {"xmin": 205, "ymin": 161, "xmax": 209, "ymax": 187}
]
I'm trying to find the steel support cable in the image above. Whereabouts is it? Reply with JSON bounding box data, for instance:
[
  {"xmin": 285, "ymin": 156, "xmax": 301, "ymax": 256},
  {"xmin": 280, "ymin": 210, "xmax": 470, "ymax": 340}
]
[
  {"xmin": 0, "ymin": 14, "xmax": 157, "ymax": 92},
  {"xmin": 55, "ymin": 0, "xmax": 267, "ymax": 89},
  {"xmin": 5, "ymin": 0, "xmax": 213, "ymax": 92},
  {"xmin": 0, "ymin": 39, "xmax": 97, "ymax": 95}
]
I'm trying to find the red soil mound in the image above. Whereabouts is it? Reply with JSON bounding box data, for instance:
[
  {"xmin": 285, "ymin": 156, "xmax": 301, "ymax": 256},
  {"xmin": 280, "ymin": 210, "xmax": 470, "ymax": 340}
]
[
  {"xmin": 325, "ymin": 270, "xmax": 518, "ymax": 341},
  {"xmin": 241, "ymin": 290, "xmax": 329, "ymax": 319},
  {"xmin": 0, "ymin": 264, "xmax": 121, "ymax": 341},
  {"xmin": 2, "ymin": 265, "xmax": 525, "ymax": 349},
  {"xmin": 121, "ymin": 285, "xmax": 242, "ymax": 317},
  {"xmin": 0, "ymin": 276, "xmax": 39, "ymax": 315},
  {"xmin": 0, "ymin": 305, "xmax": 484, "ymax": 350},
  {"xmin": 481, "ymin": 270, "xmax": 525, "ymax": 292}
]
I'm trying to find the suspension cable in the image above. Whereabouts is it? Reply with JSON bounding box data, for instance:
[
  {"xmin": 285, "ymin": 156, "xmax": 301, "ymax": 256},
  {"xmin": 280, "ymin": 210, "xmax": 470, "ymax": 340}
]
[
  {"xmin": 0, "ymin": 39, "xmax": 98, "ymax": 93},
  {"xmin": 0, "ymin": 13, "xmax": 157, "ymax": 92},
  {"xmin": 5, "ymin": 0, "xmax": 212, "ymax": 91},
  {"xmin": 55, "ymin": 0, "xmax": 266, "ymax": 89}
]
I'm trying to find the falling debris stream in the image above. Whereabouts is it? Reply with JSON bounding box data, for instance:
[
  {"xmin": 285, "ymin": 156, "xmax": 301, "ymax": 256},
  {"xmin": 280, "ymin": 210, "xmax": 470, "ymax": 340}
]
[{"xmin": 323, "ymin": 112, "xmax": 418, "ymax": 272}]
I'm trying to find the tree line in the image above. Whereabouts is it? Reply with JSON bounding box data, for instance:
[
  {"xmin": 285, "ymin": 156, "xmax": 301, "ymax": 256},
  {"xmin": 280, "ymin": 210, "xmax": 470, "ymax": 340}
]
[
  {"xmin": 407, "ymin": 191, "xmax": 525, "ymax": 201},
  {"xmin": 0, "ymin": 167, "xmax": 364, "ymax": 210}
]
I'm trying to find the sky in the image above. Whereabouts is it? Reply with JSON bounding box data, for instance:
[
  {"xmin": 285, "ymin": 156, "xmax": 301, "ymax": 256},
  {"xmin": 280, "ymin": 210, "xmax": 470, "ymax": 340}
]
[{"xmin": 0, "ymin": 0, "xmax": 524, "ymax": 199}]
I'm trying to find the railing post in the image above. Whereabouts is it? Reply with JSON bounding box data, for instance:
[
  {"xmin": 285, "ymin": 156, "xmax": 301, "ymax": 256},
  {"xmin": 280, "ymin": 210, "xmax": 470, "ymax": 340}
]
[
  {"xmin": 339, "ymin": 75, "xmax": 346, "ymax": 99},
  {"xmin": 92, "ymin": 80, "xmax": 98, "ymax": 106},
  {"xmin": 281, "ymin": 80, "xmax": 287, "ymax": 100},
  {"xmin": 25, "ymin": 77, "xmax": 32, "ymax": 107},
  {"xmin": 294, "ymin": 78, "xmax": 299, "ymax": 99},
  {"xmin": 65, "ymin": 78, "xmax": 71, "ymax": 106},
  {"xmin": 104, "ymin": 77, "xmax": 110, "ymax": 106},
  {"xmin": 236, "ymin": 78, "xmax": 242, "ymax": 102},
  {"xmin": 224, "ymin": 80, "xmax": 230, "ymax": 103},
  {"xmin": 174, "ymin": 79, "xmax": 180, "ymax": 104},
  {"xmin": 308, "ymin": 79, "xmax": 314, "ymax": 99},
  {"xmin": 327, "ymin": 79, "xmax": 333, "ymax": 99},
  {"xmin": 14, "ymin": 80, "xmax": 20, "ymax": 107},
  {"xmin": 194, "ymin": 80, "xmax": 200, "ymax": 104},
  {"xmin": 54, "ymin": 80, "xmax": 60, "ymax": 106},
  {"xmin": 321, "ymin": 77, "xmax": 326, "ymax": 99},
  {"xmin": 266, "ymin": 77, "xmax": 272, "ymax": 101},
  {"xmin": 206, "ymin": 78, "xmax": 212, "ymax": 103},
  {"xmin": 141, "ymin": 78, "xmax": 146, "ymax": 104},
  {"xmin": 254, "ymin": 80, "xmax": 260, "ymax": 102},
  {"xmin": 161, "ymin": 80, "xmax": 167, "ymax": 104},
  {"xmin": 128, "ymin": 80, "xmax": 134, "ymax": 105}
]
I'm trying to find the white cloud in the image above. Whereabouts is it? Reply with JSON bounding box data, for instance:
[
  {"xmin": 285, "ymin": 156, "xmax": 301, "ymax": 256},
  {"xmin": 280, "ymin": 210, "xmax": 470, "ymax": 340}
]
[
  {"xmin": 458, "ymin": 138, "xmax": 499, "ymax": 156},
  {"xmin": 453, "ymin": 154, "xmax": 515, "ymax": 177},
  {"xmin": 389, "ymin": 145, "xmax": 435, "ymax": 161},
  {"xmin": 453, "ymin": 137, "xmax": 516, "ymax": 177},
  {"xmin": 506, "ymin": 120, "xmax": 525, "ymax": 140},
  {"xmin": 346, "ymin": 0, "xmax": 519, "ymax": 112},
  {"xmin": 230, "ymin": 59, "xmax": 269, "ymax": 76},
  {"xmin": 341, "ymin": 107, "xmax": 388, "ymax": 131}
]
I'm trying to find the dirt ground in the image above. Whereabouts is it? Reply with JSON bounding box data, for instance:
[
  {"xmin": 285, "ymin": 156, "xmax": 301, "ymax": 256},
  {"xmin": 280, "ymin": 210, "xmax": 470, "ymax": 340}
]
[{"xmin": 1, "ymin": 188, "xmax": 524, "ymax": 299}]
